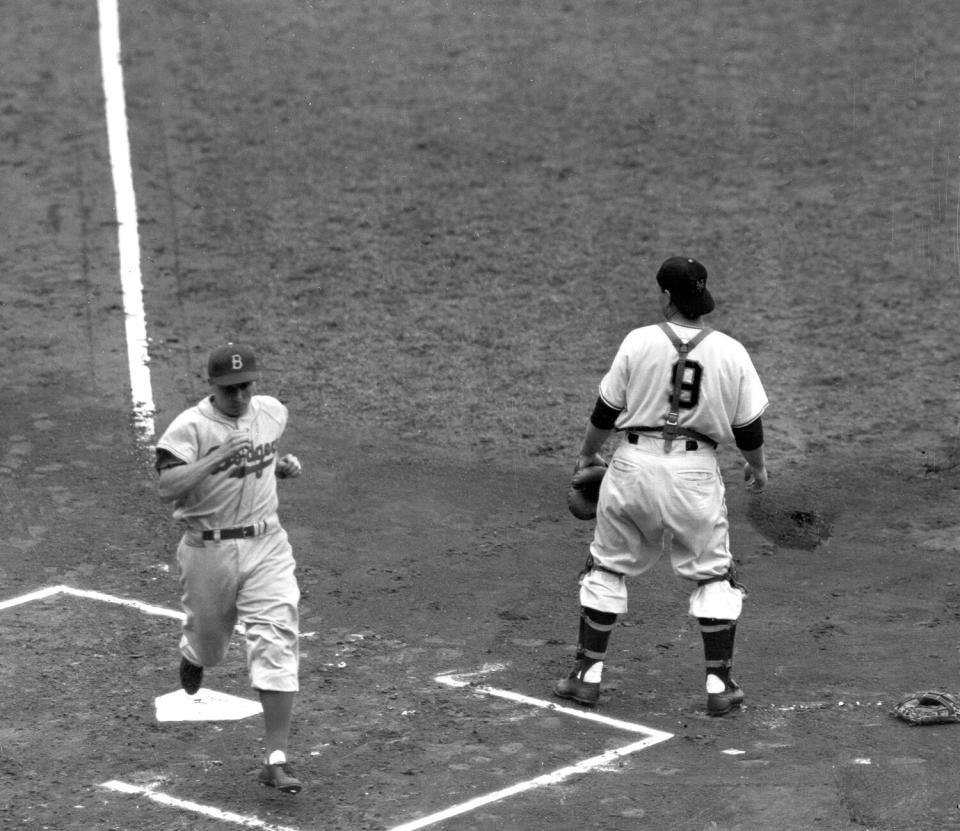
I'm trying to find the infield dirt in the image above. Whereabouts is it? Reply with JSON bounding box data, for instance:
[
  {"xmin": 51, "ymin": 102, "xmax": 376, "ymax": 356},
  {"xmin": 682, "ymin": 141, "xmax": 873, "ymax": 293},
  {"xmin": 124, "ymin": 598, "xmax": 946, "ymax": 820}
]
[{"xmin": 2, "ymin": 2, "xmax": 960, "ymax": 830}]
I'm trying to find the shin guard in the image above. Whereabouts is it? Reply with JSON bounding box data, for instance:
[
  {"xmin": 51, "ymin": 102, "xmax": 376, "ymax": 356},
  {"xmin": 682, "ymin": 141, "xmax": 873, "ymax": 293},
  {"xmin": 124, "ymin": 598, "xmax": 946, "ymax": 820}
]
[
  {"xmin": 576, "ymin": 607, "xmax": 618, "ymax": 668},
  {"xmin": 698, "ymin": 617, "xmax": 736, "ymax": 682}
]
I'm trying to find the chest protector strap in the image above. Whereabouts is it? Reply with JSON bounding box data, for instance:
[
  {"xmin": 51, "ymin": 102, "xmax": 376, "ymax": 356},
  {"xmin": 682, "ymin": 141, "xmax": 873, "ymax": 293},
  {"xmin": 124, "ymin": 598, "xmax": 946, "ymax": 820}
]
[{"xmin": 658, "ymin": 322, "xmax": 713, "ymax": 450}]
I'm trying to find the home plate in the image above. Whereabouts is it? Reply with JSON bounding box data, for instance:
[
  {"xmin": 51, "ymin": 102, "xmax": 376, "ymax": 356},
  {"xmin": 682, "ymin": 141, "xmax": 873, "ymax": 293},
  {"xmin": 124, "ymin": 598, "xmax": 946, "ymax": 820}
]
[{"xmin": 155, "ymin": 689, "xmax": 263, "ymax": 722}]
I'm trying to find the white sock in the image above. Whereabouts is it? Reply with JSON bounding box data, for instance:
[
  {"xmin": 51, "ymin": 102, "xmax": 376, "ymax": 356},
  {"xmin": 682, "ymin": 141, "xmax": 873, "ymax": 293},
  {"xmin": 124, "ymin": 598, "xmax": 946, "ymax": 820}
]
[
  {"xmin": 705, "ymin": 674, "xmax": 726, "ymax": 694},
  {"xmin": 268, "ymin": 750, "xmax": 287, "ymax": 765},
  {"xmin": 582, "ymin": 661, "xmax": 603, "ymax": 683}
]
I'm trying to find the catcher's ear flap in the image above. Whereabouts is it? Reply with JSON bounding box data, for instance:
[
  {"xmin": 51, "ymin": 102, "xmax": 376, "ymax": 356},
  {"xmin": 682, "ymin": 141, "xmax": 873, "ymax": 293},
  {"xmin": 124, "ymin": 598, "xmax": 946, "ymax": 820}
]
[{"xmin": 567, "ymin": 464, "xmax": 607, "ymax": 520}]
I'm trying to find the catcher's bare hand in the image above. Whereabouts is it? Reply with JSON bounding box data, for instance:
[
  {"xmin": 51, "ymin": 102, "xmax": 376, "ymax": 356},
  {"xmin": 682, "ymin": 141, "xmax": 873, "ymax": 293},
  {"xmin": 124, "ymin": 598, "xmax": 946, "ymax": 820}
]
[
  {"xmin": 575, "ymin": 452, "xmax": 606, "ymax": 473},
  {"xmin": 276, "ymin": 453, "xmax": 302, "ymax": 479},
  {"xmin": 743, "ymin": 462, "xmax": 767, "ymax": 493}
]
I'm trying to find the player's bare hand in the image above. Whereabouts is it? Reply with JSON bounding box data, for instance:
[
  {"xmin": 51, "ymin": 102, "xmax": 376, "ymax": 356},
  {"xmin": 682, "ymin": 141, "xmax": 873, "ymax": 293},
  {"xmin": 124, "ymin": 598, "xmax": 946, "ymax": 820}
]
[
  {"xmin": 220, "ymin": 430, "xmax": 253, "ymax": 460},
  {"xmin": 276, "ymin": 453, "xmax": 302, "ymax": 479},
  {"xmin": 743, "ymin": 462, "xmax": 767, "ymax": 493}
]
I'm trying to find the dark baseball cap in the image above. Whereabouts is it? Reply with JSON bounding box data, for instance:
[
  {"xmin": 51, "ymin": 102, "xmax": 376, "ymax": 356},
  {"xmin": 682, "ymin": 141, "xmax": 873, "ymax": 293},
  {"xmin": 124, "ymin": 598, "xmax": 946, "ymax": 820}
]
[
  {"xmin": 207, "ymin": 343, "xmax": 261, "ymax": 386},
  {"xmin": 656, "ymin": 256, "xmax": 715, "ymax": 316}
]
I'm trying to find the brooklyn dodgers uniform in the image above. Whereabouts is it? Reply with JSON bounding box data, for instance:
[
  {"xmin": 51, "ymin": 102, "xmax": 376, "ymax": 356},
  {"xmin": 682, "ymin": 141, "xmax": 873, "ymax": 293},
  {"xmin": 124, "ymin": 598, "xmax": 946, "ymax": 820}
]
[{"xmin": 156, "ymin": 393, "xmax": 300, "ymax": 694}]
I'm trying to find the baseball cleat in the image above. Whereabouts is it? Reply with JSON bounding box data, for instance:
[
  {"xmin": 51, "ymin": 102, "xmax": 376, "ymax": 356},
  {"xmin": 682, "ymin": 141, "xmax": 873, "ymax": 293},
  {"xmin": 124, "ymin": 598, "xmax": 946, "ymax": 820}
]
[
  {"xmin": 554, "ymin": 674, "xmax": 601, "ymax": 706},
  {"xmin": 179, "ymin": 657, "xmax": 203, "ymax": 695},
  {"xmin": 707, "ymin": 680, "xmax": 744, "ymax": 716},
  {"xmin": 259, "ymin": 762, "xmax": 302, "ymax": 794}
]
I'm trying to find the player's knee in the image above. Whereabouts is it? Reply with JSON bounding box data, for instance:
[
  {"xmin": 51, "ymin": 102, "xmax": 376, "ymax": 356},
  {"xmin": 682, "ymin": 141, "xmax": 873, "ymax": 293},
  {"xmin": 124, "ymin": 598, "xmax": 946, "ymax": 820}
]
[
  {"xmin": 188, "ymin": 638, "xmax": 231, "ymax": 668},
  {"xmin": 688, "ymin": 580, "xmax": 744, "ymax": 619},
  {"xmin": 247, "ymin": 625, "xmax": 299, "ymax": 688},
  {"xmin": 579, "ymin": 566, "xmax": 628, "ymax": 614},
  {"xmin": 246, "ymin": 619, "xmax": 298, "ymax": 658}
]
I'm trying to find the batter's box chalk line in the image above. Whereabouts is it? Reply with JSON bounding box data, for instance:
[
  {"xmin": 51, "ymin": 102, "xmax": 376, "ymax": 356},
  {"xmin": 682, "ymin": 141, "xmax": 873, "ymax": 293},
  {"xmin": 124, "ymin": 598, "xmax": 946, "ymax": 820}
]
[
  {"xmin": 437, "ymin": 663, "xmax": 675, "ymax": 736},
  {"xmin": 1, "ymin": 585, "xmax": 262, "ymax": 723},
  {"xmin": 100, "ymin": 780, "xmax": 300, "ymax": 831},
  {"xmin": 2, "ymin": 585, "xmax": 674, "ymax": 831},
  {"xmin": 389, "ymin": 664, "xmax": 674, "ymax": 831}
]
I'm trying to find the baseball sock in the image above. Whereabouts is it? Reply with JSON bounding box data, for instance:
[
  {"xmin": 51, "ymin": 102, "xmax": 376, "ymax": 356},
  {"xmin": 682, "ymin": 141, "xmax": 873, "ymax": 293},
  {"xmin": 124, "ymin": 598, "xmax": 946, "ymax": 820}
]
[
  {"xmin": 698, "ymin": 618, "xmax": 736, "ymax": 687},
  {"xmin": 573, "ymin": 607, "xmax": 617, "ymax": 680}
]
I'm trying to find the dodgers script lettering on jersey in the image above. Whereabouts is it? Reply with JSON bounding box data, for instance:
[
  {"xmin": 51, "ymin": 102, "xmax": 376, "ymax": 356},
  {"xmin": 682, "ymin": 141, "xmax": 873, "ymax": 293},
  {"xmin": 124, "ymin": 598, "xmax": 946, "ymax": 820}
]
[
  {"xmin": 599, "ymin": 321, "xmax": 768, "ymax": 444},
  {"xmin": 211, "ymin": 440, "xmax": 279, "ymax": 479},
  {"xmin": 156, "ymin": 394, "xmax": 289, "ymax": 529}
]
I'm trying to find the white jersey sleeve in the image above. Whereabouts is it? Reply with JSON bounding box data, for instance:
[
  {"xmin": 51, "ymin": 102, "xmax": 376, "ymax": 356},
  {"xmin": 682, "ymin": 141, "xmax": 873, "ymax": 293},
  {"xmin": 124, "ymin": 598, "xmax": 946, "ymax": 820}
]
[{"xmin": 598, "ymin": 322, "xmax": 768, "ymax": 446}]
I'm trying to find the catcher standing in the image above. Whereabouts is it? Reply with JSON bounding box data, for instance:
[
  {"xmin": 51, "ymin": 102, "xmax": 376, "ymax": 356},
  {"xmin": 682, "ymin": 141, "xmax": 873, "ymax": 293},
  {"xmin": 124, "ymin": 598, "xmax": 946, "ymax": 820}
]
[
  {"xmin": 556, "ymin": 257, "xmax": 769, "ymax": 715},
  {"xmin": 156, "ymin": 343, "xmax": 305, "ymax": 792}
]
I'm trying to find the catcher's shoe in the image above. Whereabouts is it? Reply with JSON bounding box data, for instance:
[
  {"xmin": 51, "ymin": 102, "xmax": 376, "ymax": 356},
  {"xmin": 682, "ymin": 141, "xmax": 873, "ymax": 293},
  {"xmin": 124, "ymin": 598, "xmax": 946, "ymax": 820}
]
[
  {"xmin": 259, "ymin": 762, "xmax": 302, "ymax": 794},
  {"xmin": 554, "ymin": 673, "xmax": 601, "ymax": 706},
  {"xmin": 707, "ymin": 680, "xmax": 744, "ymax": 716},
  {"xmin": 179, "ymin": 658, "xmax": 203, "ymax": 695}
]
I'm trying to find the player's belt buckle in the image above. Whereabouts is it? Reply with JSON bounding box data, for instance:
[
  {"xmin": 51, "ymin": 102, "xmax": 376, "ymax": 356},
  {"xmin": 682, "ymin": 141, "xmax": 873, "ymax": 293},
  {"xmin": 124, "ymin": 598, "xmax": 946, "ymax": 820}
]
[{"xmin": 202, "ymin": 521, "xmax": 267, "ymax": 541}]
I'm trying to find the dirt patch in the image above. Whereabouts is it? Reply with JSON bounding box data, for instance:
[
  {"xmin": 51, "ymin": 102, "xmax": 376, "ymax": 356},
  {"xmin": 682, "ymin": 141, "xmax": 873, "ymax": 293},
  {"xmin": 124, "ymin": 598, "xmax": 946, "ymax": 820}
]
[{"xmin": 2, "ymin": 2, "xmax": 960, "ymax": 830}]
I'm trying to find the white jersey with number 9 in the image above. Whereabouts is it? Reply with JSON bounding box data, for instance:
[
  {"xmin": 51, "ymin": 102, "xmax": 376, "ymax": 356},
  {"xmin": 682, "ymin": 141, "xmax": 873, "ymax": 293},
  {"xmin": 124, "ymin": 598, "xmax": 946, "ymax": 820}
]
[{"xmin": 599, "ymin": 321, "xmax": 768, "ymax": 442}]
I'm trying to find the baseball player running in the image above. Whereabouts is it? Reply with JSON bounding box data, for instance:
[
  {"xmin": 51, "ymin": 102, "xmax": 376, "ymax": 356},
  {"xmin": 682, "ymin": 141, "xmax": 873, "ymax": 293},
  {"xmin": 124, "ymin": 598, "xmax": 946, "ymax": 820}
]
[
  {"xmin": 156, "ymin": 343, "xmax": 305, "ymax": 793},
  {"xmin": 555, "ymin": 257, "xmax": 769, "ymax": 715}
]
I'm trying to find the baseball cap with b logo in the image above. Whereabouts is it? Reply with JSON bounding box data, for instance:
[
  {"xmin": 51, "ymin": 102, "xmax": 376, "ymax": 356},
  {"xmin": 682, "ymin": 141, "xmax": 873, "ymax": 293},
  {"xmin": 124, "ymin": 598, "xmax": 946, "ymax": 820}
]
[
  {"xmin": 207, "ymin": 343, "xmax": 260, "ymax": 386},
  {"xmin": 656, "ymin": 256, "xmax": 715, "ymax": 317}
]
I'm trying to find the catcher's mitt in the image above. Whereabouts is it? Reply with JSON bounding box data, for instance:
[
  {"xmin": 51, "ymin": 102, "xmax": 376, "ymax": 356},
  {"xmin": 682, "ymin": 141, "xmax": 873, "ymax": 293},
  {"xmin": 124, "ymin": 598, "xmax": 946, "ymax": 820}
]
[
  {"xmin": 567, "ymin": 463, "xmax": 607, "ymax": 520},
  {"xmin": 892, "ymin": 690, "xmax": 960, "ymax": 725}
]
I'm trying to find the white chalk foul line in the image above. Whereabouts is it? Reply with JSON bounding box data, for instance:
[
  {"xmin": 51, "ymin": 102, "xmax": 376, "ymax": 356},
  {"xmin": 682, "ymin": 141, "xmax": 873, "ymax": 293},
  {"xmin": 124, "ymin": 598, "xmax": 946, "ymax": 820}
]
[
  {"xmin": 101, "ymin": 780, "xmax": 299, "ymax": 831},
  {"xmin": 97, "ymin": 0, "xmax": 155, "ymax": 441}
]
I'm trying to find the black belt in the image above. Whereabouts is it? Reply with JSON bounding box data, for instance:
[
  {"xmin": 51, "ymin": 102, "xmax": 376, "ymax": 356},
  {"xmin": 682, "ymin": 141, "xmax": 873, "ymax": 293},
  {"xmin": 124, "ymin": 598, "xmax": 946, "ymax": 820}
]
[
  {"xmin": 201, "ymin": 522, "xmax": 268, "ymax": 541},
  {"xmin": 627, "ymin": 432, "xmax": 704, "ymax": 451},
  {"xmin": 625, "ymin": 427, "xmax": 717, "ymax": 450}
]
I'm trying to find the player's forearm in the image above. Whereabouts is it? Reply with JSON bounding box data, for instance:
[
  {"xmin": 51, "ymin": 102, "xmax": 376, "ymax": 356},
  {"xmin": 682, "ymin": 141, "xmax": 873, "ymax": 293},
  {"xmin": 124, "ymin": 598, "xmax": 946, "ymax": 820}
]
[
  {"xmin": 740, "ymin": 446, "xmax": 768, "ymax": 492},
  {"xmin": 740, "ymin": 446, "xmax": 765, "ymax": 472},
  {"xmin": 733, "ymin": 416, "xmax": 766, "ymax": 482},
  {"xmin": 577, "ymin": 396, "xmax": 620, "ymax": 468},
  {"xmin": 577, "ymin": 422, "xmax": 612, "ymax": 468},
  {"xmin": 157, "ymin": 456, "xmax": 223, "ymax": 502}
]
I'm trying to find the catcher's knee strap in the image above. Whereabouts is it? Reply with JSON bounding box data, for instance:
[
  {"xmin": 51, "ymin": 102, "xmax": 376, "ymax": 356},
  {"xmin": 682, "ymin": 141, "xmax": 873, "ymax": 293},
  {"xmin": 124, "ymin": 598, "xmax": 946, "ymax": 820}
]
[
  {"xmin": 698, "ymin": 565, "xmax": 747, "ymax": 596},
  {"xmin": 697, "ymin": 617, "xmax": 735, "ymax": 630},
  {"xmin": 582, "ymin": 606, "xmax": 618, "ymax": 626},
  {"xmin": 578, "ymin": 554, "xmax": 624, "ymax": 582}
]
